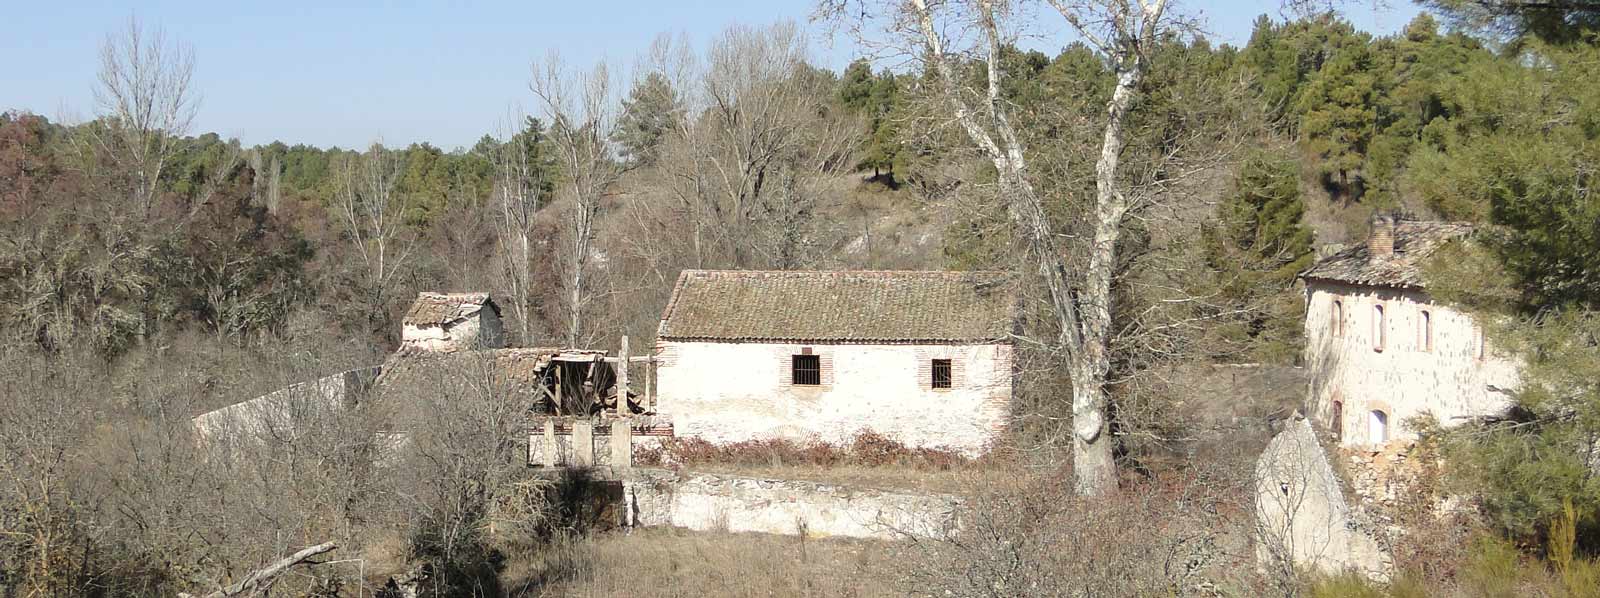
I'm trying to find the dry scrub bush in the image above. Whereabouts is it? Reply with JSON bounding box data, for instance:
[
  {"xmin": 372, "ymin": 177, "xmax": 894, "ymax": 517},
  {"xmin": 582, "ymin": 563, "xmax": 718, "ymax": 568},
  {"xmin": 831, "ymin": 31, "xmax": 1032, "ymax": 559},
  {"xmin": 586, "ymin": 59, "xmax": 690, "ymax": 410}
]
[
  {"xmin": 894, "ymin": 459, "xmax": 1263, "ymax": 597},
  {"xmin": 0, "ymin": 337, "xmax": 395, "ymax": 596},
  {"xmin": 636, "ymin": 431, "xmax": 968, "ymax": 471},
  {"xmin": 501, "ymin": 527, "xmax": 896, "ymax": 598}
]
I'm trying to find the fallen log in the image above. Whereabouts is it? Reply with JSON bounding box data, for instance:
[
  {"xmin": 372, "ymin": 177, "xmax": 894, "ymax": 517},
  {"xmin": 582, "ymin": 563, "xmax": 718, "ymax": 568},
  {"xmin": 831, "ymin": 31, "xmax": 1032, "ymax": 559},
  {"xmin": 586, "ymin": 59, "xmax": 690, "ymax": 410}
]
[{"xmin": 180, "ymin": 541, "xmax": 337, "ymax": 598}]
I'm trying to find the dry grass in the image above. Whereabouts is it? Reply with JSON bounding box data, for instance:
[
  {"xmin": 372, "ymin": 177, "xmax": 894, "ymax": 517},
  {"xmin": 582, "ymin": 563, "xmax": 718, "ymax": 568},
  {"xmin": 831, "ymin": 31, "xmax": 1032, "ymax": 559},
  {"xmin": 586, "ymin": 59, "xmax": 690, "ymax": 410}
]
[{"xmin": 501, "ymin": 527, "xmax": 900, "ymax": 598}]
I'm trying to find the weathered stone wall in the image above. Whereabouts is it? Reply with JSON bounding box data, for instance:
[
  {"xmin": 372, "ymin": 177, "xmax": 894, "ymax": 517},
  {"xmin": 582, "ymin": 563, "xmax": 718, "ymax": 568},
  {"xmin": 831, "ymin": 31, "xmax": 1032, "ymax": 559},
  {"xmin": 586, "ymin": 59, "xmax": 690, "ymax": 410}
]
[
  {"xmin": 400, "ymin": 310, "xmax": 505, "ymax": 352},
  {"xmin": 655, "ymin": 341, "xmax": 1012, "ymax": 455},
  {"xmin": 1304, "ymin": 281, "xmax": 1520, "ymax": 448},
  {"xmin": 626, "ymin": 470, "xmax": 956, "ymax": 540},
  {"xmin": 1256, "ymin": 418, "xmax": 1392, "ymax": 581}
]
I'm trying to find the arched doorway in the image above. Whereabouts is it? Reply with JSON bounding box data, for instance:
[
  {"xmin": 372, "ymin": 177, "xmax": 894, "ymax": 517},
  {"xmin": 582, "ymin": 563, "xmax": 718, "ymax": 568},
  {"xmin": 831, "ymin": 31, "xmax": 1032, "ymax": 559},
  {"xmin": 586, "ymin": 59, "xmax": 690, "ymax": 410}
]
[{"xmin": 1368, "ymin": 410, "xmax": 1388, "ymax": 445}]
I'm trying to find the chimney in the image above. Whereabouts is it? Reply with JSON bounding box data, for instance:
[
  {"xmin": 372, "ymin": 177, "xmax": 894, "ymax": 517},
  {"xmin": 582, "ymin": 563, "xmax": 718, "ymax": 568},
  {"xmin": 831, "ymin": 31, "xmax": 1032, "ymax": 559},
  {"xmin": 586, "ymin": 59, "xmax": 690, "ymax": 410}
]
[{"xmin": 1368, "ymin": 214, "xmax": 1396, "ymax": 258}]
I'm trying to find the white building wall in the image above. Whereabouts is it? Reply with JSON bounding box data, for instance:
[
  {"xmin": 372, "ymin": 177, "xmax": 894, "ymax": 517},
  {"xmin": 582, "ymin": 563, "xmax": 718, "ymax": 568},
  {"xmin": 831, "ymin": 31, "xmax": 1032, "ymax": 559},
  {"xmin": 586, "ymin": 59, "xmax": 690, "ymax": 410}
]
[
  {"xmin": 1304, "ymin": 281, "xmax": 1520, "ymax": 448},
  {"xmin": 400, "ymin": 309, "xmax": 505, "ymax": 351},
  {"xmin": 655, "ymin": 341, "xmax": 1013, "ymax": 455}
]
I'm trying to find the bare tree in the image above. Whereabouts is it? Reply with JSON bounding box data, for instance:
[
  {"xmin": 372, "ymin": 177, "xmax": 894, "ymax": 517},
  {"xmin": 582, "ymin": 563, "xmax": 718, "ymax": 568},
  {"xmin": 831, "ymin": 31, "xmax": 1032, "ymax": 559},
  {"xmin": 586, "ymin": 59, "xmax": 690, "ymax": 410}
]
[
  {"xmin": 336, "ymin": 143, "xmax": 415, "ymax": 334},
  {"xmin": 491, "ymin": 110, "xmax": 554, "ymax": 344},
  {"xmin": 647, "ymin": 23, "xmax": 860, "ymax": 270},
  {"xmin": 88, "ymin": 16, "xmax": 198, "ymax": 216},
  {"xmin": 265, "ymin": 155, "xmax": 282, "ymax": 214},
  {"xmin": 530, "ymin": 55, "xmax": 629, "ymax": 347},
  {"xmin": 821, "ymin": 0, "xmax": 1189, "ymax": 495}
]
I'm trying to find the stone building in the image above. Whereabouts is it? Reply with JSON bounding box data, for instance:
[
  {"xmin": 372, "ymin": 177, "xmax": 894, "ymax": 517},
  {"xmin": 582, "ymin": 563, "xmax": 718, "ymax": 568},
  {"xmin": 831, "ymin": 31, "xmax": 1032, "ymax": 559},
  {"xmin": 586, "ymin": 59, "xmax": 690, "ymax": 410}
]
[
  {"xmin": 400, "ymin": 292, "xmax": 506, "ymax": 352},
  {"xmin": 1301, "ymin": 217, "xmax": 1520, "ymax": 449},
  {"xmin": 653, "ymin": 270, "xmax": 1017, "ymax": 455}
]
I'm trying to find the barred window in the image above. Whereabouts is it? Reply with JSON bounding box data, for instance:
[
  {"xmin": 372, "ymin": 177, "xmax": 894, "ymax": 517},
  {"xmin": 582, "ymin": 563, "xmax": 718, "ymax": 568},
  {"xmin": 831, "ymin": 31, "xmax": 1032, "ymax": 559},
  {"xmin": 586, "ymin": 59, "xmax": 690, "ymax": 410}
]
[
  {"xmin": 931, "ymin": 359, "xmax": 953, "ymax": 389},
  {"xmin": 792, "ymin": 354, "xmax": 821, "ymax": 386}
]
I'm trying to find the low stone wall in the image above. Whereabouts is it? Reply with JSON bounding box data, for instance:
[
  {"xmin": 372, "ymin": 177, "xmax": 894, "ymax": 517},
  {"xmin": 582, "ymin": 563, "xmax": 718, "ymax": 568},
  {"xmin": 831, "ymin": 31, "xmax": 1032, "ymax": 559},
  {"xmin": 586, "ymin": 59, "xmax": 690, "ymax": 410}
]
[{"xmin": 625, "ymin": 470, "xmax": 956, "ymax": 540}]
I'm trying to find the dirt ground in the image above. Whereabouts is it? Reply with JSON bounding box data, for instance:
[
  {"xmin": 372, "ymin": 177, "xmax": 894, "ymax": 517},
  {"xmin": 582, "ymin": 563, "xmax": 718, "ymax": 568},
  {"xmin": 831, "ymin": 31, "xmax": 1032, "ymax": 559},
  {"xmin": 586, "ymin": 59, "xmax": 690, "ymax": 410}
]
[{"xmin": 500, "ymin": 527, "xmax": 904, "ymax": 598}]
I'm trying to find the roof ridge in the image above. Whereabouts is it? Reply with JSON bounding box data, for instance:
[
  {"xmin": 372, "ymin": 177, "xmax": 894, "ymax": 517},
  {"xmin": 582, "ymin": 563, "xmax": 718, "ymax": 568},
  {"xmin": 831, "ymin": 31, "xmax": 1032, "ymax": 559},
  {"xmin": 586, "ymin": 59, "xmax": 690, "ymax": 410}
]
[{"xmin": 681, "ymin": 269, "xmax": 1010, "ymax": 276}]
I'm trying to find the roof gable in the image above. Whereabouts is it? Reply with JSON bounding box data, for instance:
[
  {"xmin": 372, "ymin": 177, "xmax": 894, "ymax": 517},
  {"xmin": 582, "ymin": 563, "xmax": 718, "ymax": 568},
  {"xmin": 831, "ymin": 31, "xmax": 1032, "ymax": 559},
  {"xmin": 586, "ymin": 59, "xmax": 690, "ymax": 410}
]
[
  {"xmin": 403, "ymin": 292, "xmax": 498, "ymax": 327},
  {"xmin": 1301, "ymin": 221, "xmax": 1473, "ymax": 289},
  {"xmin": 657, "ymin": 270, "xmax": 1016, "ymax": 344}
]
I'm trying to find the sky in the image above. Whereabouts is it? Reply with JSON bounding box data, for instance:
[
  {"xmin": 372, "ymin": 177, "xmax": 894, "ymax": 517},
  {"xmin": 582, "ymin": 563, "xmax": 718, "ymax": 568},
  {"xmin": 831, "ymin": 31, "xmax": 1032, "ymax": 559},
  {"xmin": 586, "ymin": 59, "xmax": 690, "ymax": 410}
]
[{"xmin": 3, "ymin": 0, "xmax": 1422, "ymax": 151}]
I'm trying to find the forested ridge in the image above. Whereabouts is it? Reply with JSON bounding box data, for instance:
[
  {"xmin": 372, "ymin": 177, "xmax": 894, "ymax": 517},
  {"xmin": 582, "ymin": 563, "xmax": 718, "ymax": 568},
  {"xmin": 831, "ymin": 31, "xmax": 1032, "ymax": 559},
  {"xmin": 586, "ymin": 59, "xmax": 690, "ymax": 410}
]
[{"xmin": 3, "ymin": 1, "xmax": 1600, "ymax": 595}]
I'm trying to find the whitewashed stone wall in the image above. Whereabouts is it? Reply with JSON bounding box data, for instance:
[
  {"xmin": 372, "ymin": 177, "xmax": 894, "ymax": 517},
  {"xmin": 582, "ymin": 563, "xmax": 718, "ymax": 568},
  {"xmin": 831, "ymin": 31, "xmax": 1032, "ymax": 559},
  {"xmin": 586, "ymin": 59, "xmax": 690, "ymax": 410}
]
[
  {"xmin": 1304, "ymin": 281, "xmax": 1519, "ymax": 448},
  {"xmin": 400, "ymin": 309, "xmax": 505, "ymax": 352},
  {"xmin": 192, "ymin": 367, "xmax": 381, "ymax": 440},
  {"xmin": 655, "ymin": 341, "xmax": 1013, "ymax": 455},
  {"xmin": 1256, "ymin": 418, "xmax": 1392, "ymax": 580},
  {"xmin": 626, "ymin": 470, "xmax": 957, "ymax": 540}
]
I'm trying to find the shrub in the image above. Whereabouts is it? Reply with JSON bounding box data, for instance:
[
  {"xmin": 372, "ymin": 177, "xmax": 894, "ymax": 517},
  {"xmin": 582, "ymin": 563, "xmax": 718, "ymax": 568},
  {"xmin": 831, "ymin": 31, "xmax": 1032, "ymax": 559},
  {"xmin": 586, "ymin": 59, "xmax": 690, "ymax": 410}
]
[{"xmin": 637, "ymin": 431, "xmax": 968, "ymax": 471}]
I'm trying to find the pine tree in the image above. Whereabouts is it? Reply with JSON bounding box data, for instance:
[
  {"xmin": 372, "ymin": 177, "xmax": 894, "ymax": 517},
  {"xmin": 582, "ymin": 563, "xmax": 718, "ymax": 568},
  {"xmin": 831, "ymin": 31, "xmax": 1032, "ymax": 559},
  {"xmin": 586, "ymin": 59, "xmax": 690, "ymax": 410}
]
[{"xmin": 614, "ymin": 72, "xmax": 679, "ymax": 167}]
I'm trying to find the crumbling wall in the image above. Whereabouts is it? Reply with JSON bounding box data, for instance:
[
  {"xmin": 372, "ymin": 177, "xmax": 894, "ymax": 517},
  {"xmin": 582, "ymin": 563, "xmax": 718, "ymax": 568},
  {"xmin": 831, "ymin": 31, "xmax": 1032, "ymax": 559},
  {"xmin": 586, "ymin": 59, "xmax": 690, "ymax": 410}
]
[
  {"xmin": 1256, "ymin": 417, "xmax": 1393, "ymax": 581},
  {"xmin": 625, "ymin": 470, "xmax": 956, "ymax": 540},
  {"xmin": 400, "ymin": 311, "xmax": 505, "ymax": 352}
]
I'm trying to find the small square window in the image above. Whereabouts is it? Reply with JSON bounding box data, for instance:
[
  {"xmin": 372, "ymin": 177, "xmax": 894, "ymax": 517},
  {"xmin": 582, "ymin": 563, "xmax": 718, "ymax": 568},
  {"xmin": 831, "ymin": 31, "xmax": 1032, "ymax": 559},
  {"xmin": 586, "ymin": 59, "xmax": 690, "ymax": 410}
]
[
  {"xmin": 931, "ymin": 359, "xmax": 952, "ymax": 389},
  {"xmin": 792, "ymin": 355, "xmax": 821, "ymax": 386}
]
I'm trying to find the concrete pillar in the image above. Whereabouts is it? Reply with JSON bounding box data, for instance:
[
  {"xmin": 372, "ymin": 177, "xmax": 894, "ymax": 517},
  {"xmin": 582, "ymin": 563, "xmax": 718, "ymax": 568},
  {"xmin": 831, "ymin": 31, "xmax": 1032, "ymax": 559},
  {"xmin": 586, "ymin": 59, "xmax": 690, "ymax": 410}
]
[
  {"xmin": 617, "ymin": 336, "xmax": 630, "ymax": 413},
  {"xmin": 573, "ymin": 420, "xmax": 594, "ymax": 468},
  {"xmin": 611, "ymin": 418, "xmax": 632, "ymax": 474},
  {"xmin": 542, "ymin": 419, "xmax": 557, "ymax": 468}
]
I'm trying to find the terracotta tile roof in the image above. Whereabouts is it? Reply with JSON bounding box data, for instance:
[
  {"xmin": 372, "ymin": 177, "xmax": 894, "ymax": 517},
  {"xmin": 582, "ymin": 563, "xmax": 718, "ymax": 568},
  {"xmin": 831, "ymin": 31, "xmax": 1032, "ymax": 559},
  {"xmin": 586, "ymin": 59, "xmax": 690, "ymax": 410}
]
[
  {"xmin": 657, "ymin": 270, "xmax": 1017, "ymax": 344},
  {"xmin": 402, "ymin": 292, "xmax": 498, "ymax": 327},
  {"xmin": 375, "ymin": 347, "xmax": 572, "ymax": 396},
  {"xmin": 1301, "ymin": 221, "xmax": 1474, "ymax": 289}
]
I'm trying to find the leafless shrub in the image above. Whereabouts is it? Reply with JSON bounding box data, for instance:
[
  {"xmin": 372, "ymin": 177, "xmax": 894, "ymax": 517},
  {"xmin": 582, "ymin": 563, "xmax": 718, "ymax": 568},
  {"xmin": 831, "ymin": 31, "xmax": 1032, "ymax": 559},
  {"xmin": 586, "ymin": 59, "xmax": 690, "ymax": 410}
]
[
  {"xmin": 894, "ymin": 459, "xmax": 1264, "ymax": 597},
  {"xmin": 639, "ymin": 431, "xmax": 969, "ymax": 471}
]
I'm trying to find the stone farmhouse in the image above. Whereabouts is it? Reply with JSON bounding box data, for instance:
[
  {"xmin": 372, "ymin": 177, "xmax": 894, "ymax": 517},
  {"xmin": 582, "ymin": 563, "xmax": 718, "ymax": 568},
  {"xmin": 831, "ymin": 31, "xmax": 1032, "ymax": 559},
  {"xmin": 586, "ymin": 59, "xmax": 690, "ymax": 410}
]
[
  {"xmin": 653, "ymin": 269, "xmax": 1018, "ymax": 456},
  {"xmin": 1256, "ymin": 217, "xmax": 1527, "ymax": 580},
  {"xmin": 1300, "ymin": 216, "xmax": 1520, "ymax": 449},
  {"xmin": 399, "ymin": 292, "xmax": 506, "ymax": 352}
]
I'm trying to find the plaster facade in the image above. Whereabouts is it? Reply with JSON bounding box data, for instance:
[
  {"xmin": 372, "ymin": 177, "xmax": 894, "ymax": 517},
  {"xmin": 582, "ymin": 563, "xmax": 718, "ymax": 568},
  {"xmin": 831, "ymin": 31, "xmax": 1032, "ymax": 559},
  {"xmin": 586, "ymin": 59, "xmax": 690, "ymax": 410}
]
[
  {"xmin": 655, "ymin": 340, "xmax": 1013, "ymax": 455},
  {"xmin": 1304, "ymin": 280, "xmax": 1519, "ymax": 448}
]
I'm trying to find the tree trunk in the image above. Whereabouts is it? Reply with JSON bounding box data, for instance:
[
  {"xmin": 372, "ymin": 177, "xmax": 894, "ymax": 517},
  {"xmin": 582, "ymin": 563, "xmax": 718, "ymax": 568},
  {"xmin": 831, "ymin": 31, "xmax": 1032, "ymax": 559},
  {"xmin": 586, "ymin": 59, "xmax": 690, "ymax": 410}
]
[{"xmin": 1070, "ymin": 61, "xmax": 1143, "ymax": 496}]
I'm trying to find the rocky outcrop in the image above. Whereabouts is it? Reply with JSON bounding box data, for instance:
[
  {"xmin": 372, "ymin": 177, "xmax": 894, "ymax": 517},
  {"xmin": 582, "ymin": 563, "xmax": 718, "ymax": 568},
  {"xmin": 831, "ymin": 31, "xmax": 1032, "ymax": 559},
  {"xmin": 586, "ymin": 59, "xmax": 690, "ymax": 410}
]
[{"xmin": 1255, "ymin": 417, "xmax": 1393, "ymax": 581}]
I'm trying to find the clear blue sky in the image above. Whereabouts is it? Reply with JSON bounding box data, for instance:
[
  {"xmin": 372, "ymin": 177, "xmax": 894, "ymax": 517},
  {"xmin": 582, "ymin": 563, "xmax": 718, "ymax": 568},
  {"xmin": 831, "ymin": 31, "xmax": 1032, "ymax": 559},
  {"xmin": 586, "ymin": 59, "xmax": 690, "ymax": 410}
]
[{"xmin": 3, "ymin": 1, "xmax": 1421, "ymax": 150}]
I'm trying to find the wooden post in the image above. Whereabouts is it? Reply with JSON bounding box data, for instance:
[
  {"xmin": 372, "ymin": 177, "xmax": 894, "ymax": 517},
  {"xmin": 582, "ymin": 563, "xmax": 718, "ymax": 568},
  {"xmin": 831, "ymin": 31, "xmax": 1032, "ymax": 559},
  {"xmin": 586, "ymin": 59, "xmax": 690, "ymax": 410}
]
[
  {"xmin": 611, "ymin": 417, "xmax": 632, "ymax": 474},
  {"xmin": 617, "ymin": 335, "xmax": 630, "ymax": 413},
  {"xmin": 554, "ymin": 364, "xmax": 563, "ymax": 415},
  {"xmin": 644, "ymin": 357, "xmax": 652, "ymax": 413},
  {"xmin": 573, "ymin": 420, "xmax": 594, "ymax": 467},
  {"xmin": 542, "ymin": 419, "xmax": 557, "ymax": 468}
]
